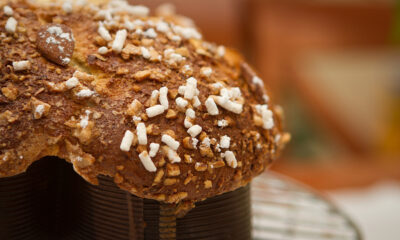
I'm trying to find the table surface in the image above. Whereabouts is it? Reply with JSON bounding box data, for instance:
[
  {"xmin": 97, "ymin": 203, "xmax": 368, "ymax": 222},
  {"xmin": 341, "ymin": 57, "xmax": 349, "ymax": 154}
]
[{"xmin": 251, "ymin": 172, "xmax": 362, "ymax": 240}]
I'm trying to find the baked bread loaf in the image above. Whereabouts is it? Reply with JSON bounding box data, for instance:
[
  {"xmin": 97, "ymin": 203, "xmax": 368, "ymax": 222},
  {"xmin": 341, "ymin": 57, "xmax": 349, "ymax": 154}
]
[{"xmin": 0, "ymin": 0, "xmax": 289, "ymax": 204}]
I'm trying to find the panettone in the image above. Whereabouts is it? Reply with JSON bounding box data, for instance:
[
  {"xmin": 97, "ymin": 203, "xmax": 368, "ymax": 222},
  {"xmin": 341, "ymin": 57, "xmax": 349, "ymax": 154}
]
[{"xmin": 0, "ymin": 0, "xmax": 289, "ymax": 206}]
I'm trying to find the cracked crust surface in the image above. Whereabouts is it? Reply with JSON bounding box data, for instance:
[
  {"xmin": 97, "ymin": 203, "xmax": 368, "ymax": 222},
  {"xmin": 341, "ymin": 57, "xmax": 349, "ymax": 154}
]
[{"xmin": 0, "ymin": 0, "xmax": 289, "ymax": 203}]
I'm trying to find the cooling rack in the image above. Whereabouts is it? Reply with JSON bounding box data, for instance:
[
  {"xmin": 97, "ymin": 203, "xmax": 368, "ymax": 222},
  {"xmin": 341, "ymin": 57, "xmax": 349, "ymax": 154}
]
[{"xmin": 252, "ymin": 172, "xmax": 362, "ymax": 240}]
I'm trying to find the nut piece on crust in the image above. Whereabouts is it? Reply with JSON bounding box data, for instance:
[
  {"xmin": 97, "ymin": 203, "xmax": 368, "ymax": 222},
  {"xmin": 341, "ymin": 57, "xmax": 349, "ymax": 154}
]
[{"xmin": 36, "ymin": 24, "xmax": 75, "ymax": 66}]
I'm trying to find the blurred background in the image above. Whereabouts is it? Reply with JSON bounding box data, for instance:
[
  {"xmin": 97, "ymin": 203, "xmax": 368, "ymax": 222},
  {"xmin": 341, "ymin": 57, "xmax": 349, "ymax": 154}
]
[{"xmin": 134, "ymin": 0, "xmax": 400, "ymax": 239}]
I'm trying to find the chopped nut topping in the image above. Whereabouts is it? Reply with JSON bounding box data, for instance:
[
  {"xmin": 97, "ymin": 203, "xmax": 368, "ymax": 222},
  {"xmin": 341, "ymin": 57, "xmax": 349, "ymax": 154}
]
[
  {"xmin": 166, "ymin": 163, "xmax": 180, "ymax": 176},
  {"xmin": 140, "ymin": 113, "xmax": 148, "ymax": 121},
  {"xmin": 45, "ymin": 81, "xmax": 65, "ymax": 92},
  {"xmin": 200, "ymin": 145, "xmax": 214, "ymax": 158},
  {"xmin": 182, "ymin": 137, "xmax": 195, "ymax": 150},
  {"xmin": 1, "ymin": 84, "xmax": 18, "ymax": 101},
  {"xmin": 184, "ymin": 175, "xmax": 192, "ymax": 185},
  {"xmin": 175, "ymin": 47, "xmax": 190, "ymax": 57},
  {"xmin": 114, "ymin": 173, "xmax": 124, "ymax": 184},
  {"xmin": 146, "ymin": 124, "xmax": 160, "ymax": 135},
  {"xmin": 204, "ymin": 180, "xmax": 212, "ymax": 189},
  {"xmin": 133, "ymin": 137, "xmax": 149, "ymax": 150},
  {"xmin": 141, "ymin": 38, "xmax": 154, "ymax": 47},
  {"xmin": 253, "ymin": 114, "xmax": 263, "ymax": 127},
  {"xmin": 70, "ymin": 152, "xmax": 95, "ymax": 168},
  {"xmin": 165, "ymin": 109, "xmax": 177, "ymax": 119},
  {"xmin": 153, "ymin": 169, "xmax": 164, "ymax": 184},
  {"xmin": 126, "ymin": 99, "xmax": 143, "ymax": 116},
  {"xmin": 169, "ymin": 89, "xmax": 178, "ymax": 99},
  {"xmin": 209, "ymin": 160, "xmax": 225, "ymax": 169},
  {"xmin": 73, "ymin": 120, "xmax": 94, "ymax": 145},
  {"xmin": 150, "ymin": 90, "xmax": 160, "ymax": 106},
  {"xmin": 73, "ymin": 71, "xmax": 94, "ymax": 82},
  {"xmin": 194, "ymin": 162, "xmax": 207, "ymax": 172},
  {"xmin": 0, "ymin": 110, "xmax": 17, "ymax": 126},
  {"xmin": 155, "ymin": 194, "xmax": 166, "ymax": 201},
  {"xmin": 184, "ymin": 154, "xmax": 192, "ymax": 163},
  {"xmin": 122, "ymin": 44, "xmax": 141, "ymax": 58},
  {"xmin": 210, "ymin": 138, "xmax": 218, "ymax": 145},
  {"xmin": 164, "ymin": 178, "xmax": 178, "ymax": 186},
  {"xmin": 149, "ymin": 48, "xmax": 162, "ymax": 62}
]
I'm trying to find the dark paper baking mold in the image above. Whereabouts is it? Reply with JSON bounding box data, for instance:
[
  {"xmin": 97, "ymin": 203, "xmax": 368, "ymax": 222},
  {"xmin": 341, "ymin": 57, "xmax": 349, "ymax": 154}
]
[{"xmin": 0, "ymin": 157, "xmax": 251, "ymax": 240}]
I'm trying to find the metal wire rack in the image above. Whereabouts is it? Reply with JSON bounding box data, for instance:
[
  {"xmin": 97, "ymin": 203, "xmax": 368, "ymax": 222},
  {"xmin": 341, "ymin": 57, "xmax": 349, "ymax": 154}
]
[{"xmin": 251, "ymin": 172, "xmax": 362, "ymax": 240}]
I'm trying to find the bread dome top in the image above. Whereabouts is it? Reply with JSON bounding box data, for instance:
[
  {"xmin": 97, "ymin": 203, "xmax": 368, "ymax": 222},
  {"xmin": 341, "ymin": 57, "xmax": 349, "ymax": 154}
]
[{"xmin": 0, "ymin": 0, "xmax": 289, "ymax": 203}]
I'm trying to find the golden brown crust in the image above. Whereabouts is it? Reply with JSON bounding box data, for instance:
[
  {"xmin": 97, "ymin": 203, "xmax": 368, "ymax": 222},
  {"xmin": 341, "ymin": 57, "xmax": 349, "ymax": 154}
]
[{"xmin": 0, "ymin": 0, "xmax": 289, "ymax": 203}]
